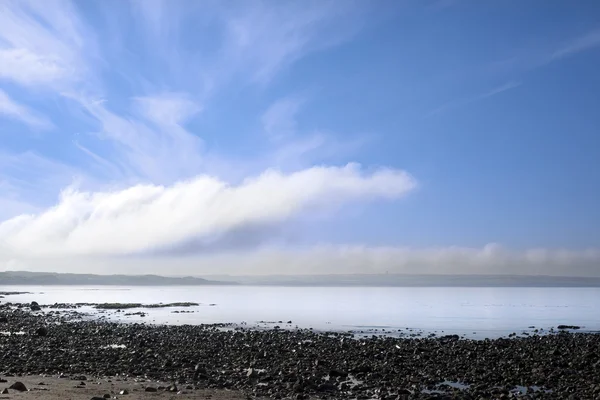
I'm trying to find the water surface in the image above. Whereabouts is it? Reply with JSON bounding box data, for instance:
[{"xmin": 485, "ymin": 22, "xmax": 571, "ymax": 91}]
[{"xmin": 2, "ymin": 285, "xmax": 598, "ymax": 338}]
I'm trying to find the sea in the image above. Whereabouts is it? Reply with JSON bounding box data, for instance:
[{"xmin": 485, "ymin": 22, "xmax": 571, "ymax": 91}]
[{"xmin": 2, "ymin": 286, "xmax": 599, "ymax": 339}]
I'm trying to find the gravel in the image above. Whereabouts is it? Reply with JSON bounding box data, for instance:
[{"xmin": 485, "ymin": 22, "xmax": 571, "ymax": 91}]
[{"xmin": 1, "ymin": 303, "xmax": 599, "ymax": 399}]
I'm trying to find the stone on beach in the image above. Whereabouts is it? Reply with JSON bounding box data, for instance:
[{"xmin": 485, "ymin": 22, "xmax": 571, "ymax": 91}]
[
  {"xmin": 9, "ymin": 381, "xmax": 27, "ymax": 391},
  {"xmin": 0, "ymin": 302, "xmax": 598, "ymax": 399}
]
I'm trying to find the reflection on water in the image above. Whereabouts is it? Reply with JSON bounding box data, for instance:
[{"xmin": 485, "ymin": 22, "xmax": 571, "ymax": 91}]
[{"xmin": 2, "ymin": 285, "xmax": 599, "ymax": 338}]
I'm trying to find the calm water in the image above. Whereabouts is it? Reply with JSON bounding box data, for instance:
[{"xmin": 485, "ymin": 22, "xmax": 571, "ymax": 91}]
[{"xmin": 2, "ymin": 286, "xmax": 599, "ymax": 338}]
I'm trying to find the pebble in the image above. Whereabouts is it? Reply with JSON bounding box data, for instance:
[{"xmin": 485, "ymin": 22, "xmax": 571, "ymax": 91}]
[{"xmin": 1, "ymin": 303, "xmax": 599, "ymax": 399}]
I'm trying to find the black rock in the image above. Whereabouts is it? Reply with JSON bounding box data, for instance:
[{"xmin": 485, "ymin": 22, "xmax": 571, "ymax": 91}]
[
  {"xmin": 36, "ymin": 326, "xmax": 48, "ymax": 336},
  {"xmin": 352, "ymin": 365, "xmax": 372, "ymax": 373},
  {"xmin": 1, "ymin": 388, "xmax": 8, "ymax": 394},
  {"xmin": 292, "ymin": 381, "xmax": 305, "ymax": 393},
  {"xmin": 317, "ymin": 383, "xmax": 337, "ymax": 392},
  {"xmin": 145, "ymin": 387, "xmax": 158, "ymax": 392},
  {"xmin": 0, "ymin": 315, "xmax": 7, "ymax": 323},
  {"xmin": 329, "ymin": 369, "xmax": 348, "ymax": 378},
  {"xmin": 9, "ymin": 382, "xmax": 27, "ymax": 392},
  {"xmin": 557, "ymin": 325, "xmax": 581, "ymax": 330}
]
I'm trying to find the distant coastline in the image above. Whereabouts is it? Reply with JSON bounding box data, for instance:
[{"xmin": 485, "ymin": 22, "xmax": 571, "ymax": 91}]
[
  {"xmin": 2, "ymin": 271, "xmax": 600, "ymax": 287},
  {"xmin": 0, "ymin": 271, "xmax": 233, "ymax": 286}
]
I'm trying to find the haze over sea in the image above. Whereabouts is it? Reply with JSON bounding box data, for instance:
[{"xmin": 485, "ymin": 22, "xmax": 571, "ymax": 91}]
[{"xmin": 4, "ymin": 285, "xmax": 599, "ymax": 339}]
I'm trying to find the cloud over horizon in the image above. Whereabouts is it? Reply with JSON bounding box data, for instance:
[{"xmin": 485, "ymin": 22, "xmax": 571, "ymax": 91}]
[{"xmin": 3, "ymin": 244, "xmax": 600, "ymax": 278}]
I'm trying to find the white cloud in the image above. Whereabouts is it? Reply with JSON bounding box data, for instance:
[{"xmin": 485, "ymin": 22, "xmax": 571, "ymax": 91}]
[
  {"xmin": 0, "ymin": 89, "xmax": 52, "ymax": 129},
  {"xmin": 0, "ymin": 164, "xmax": 416, "ymax": 257}
]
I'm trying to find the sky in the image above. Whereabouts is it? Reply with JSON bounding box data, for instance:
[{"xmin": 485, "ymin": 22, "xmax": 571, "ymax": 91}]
[{"xmin": 1, "ymin": 0, "xmax": 599, "ymax": 276}]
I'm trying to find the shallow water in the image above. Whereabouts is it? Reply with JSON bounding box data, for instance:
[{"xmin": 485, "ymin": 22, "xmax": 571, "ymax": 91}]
[{"xmin": 2, "ymin": 285, "xmax": 599, "ymax": 338}]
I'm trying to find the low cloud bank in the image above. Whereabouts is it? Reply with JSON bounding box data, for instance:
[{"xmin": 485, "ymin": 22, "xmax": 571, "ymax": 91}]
[{"xmin": 2, "ymin": 244, "xmax": 599, "ymax": 277}]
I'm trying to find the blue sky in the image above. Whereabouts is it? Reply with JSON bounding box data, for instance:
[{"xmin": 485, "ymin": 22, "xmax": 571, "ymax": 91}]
[{"xmin": 1, "ymin": 0, "xmax": 599, "ymax": 275}]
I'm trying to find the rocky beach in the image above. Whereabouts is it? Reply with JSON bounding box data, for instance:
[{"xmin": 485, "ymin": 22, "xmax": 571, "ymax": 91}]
[{"xmin": 1, "ymin": 295, "xmax": 599, "ymax": 400}]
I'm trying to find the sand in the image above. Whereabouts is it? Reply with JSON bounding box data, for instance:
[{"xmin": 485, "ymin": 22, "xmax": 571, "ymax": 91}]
[{"xmin": 0, "ymin": 375, "xmax": 249, "ymax": 400}]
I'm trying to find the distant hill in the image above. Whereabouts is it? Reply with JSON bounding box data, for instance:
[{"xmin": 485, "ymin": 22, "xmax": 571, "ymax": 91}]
[{"xmin": 0, "ymin": 271, "xmax": 235, "ymax": 286}]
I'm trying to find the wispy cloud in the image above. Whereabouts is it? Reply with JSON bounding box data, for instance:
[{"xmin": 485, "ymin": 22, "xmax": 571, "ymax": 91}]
[
  {"xmin": 69, "ymin": 93, "xmax": 204, "ymax": 185},
  {"xmin": 0, "ymin": 1, "xmax": 92, "ymax": 89},
  {"xmin": 477, "ymin": 81, "xmax": 522, "ymax": 99},
  {"xmin": 130, "ymin": 0, "xmax": 179, "ymax": 41},
  {"xmin": 427, "ymin": 0, "xmax": 460, "ymax": 11},
  {"xmin": 0, "ymin": 150, "xmax": 88, "ymax": 212},
  {"xmin": 551, "ymin": 29, "xmax": 600, "ymax": 61},
  {"xmin": 134, "ymin": 93, "xmax": 202, "ymax": 126},
  {"xmin": 0, "ymin": 89, "xmax": 52, "ymax": 130},
  {"xmin": 124, "ymin": 0, "xmax": 365, "ymax": 96},
  {"xmin": 216, "ymin": 0, "xmax": 364, "ymax": 84},
  {"xmin": 261, "ymin": 96, "xmax": 304, "ymax": 142},
  {"xmin": 487, "ymin": 28, "xmax": 600, "ymax": 78},
  {"xmin": 260, "ymin": 96, "xmax": 368, "ymax": 171},
  {"xmin": 428, "ymin": 81, "xmax": 521, "ymax": 117},
  {"xmin": 0, "ymin": 48, "xmax": 67, "ymax": 87}
]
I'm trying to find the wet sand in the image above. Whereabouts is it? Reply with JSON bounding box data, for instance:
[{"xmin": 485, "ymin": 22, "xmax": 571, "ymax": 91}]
[{"xmin": 0, "ymin": 375, "xmax": 248, "ymax": 400}]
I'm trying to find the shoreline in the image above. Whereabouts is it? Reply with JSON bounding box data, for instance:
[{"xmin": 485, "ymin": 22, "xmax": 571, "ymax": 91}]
[
  {"xmin": 3, "ymin": 288, "xmax": 598, "ymax": 341},
  {"xmin": 2, "ymin": 300, "xmax": 600, "ymax": 399}
]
